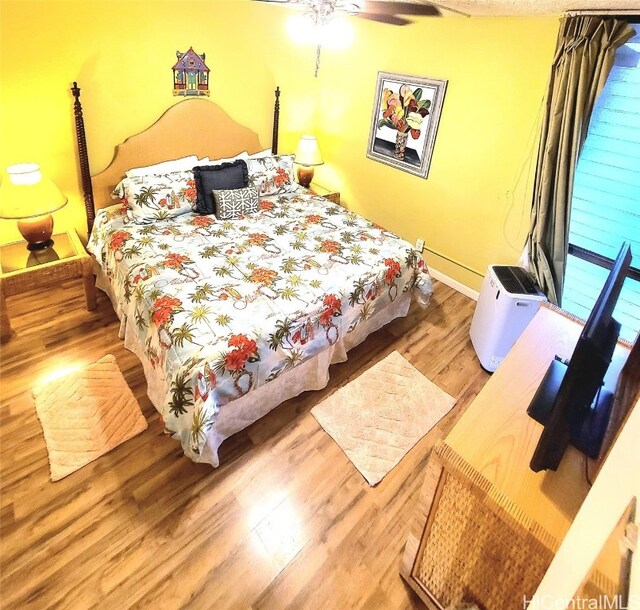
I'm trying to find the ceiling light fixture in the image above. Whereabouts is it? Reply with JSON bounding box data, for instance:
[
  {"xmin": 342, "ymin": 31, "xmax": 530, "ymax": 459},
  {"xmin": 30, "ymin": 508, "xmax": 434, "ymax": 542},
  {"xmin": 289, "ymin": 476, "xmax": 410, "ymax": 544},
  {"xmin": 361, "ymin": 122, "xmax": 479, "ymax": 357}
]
[
  {"xmin": 299, "ymin": 1, "xmax": 357, "ymax": 76},
  {"xmin": 258, "ymin": 0, "xmax": 449, "ymax": 77}
]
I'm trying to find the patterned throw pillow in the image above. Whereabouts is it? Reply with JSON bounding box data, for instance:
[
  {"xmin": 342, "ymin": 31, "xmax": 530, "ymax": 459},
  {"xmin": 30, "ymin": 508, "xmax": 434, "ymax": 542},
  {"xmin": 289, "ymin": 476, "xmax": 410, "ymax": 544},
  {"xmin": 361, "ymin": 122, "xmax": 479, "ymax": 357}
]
[
  {"xmin": 212, "ymin": 186, "xmax": 259, "ymax": 220},
  {"xmin": 111, "ymin": 170, "xmax": 197, "ymax": 223},
  {"xmin": 247, "ymin": 155, "xmax": 296, "ymax": 196}
]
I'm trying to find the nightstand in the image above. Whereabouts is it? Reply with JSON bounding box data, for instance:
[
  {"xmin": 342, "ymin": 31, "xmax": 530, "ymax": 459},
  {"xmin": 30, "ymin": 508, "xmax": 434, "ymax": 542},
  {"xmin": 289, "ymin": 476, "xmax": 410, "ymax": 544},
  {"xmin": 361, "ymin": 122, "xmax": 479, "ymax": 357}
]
[
  {"xmin": 309, "ymin": 184, "xmax": 341, "ymax": 205},
  {"xmin": 0, "ymin": 229, "xmax": 96, "ymax": 342}
]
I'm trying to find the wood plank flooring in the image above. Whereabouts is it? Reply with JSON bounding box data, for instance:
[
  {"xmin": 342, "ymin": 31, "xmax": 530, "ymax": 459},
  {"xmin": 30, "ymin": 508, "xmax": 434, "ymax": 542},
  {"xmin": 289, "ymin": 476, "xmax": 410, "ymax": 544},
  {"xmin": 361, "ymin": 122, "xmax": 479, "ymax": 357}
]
[{"xmin": 0, "ymin": 278, "xmax": 489, "ymax": 609}]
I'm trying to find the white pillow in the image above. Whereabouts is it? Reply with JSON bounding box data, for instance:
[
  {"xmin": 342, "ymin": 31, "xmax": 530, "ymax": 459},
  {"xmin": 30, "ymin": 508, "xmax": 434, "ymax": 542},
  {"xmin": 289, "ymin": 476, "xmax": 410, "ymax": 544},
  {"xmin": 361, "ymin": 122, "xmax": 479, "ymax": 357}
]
[
  {"xmin": 247, "ymin": 148, "xmax": 272, "ymax": 160},
  {"xmin": 125, "ymin": 155, "xmax": 198, "ymax": 178},
  {"xmin": 196, "ymin": 151, "xmax": 249, "ymax": 166}
]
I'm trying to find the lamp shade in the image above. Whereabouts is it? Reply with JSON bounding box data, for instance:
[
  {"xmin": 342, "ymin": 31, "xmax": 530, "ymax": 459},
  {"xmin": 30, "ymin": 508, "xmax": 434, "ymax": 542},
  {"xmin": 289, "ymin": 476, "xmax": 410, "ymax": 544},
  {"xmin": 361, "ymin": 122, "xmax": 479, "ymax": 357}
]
[
  {"xmin": 294, "ymin": 135, "xmax": 324, "ymax": 167},
  {"xmin": 0, "ymin": 164, "xmax": 67, "ymax": 220}
]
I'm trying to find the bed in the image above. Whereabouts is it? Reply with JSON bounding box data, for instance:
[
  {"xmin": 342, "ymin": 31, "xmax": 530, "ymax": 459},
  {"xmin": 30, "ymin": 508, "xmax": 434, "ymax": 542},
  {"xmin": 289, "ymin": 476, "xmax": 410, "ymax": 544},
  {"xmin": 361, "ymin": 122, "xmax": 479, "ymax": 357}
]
[{"xmin": 71, "ymin": 83, "xmax": 433, "ymax": 466}]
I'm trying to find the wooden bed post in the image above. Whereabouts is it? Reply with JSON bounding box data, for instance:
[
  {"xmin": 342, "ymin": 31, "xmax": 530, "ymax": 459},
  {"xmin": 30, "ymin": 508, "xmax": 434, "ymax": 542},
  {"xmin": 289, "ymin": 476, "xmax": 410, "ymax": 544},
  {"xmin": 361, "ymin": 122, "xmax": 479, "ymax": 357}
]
[
  {"xmin": 71, "ymin": 82, "xmax": 95, "ymax": 234},
  {"xmin": 272, "ymin": 86, "xmax": 280, "ymax": 155},
  {"xmin": 71, "ymin": 83, "xmax": 279, "ymax": 231}
]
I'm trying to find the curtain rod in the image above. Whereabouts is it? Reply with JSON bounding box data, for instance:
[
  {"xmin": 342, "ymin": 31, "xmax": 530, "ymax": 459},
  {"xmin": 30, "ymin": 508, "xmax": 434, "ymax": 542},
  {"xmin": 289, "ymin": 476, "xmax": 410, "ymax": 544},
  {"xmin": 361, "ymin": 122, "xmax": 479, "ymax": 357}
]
[{"xmin": 566, "ymin": 10, "xmax": 640, "ymax": 16}]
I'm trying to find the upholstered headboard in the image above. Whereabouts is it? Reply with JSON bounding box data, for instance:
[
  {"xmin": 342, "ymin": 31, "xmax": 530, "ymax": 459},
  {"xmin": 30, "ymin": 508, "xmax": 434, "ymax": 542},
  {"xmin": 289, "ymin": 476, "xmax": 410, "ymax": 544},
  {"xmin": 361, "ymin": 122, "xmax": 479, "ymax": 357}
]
[{"xmin": 71, "ymin": 82, "xmax": 281, "ymax": 232}]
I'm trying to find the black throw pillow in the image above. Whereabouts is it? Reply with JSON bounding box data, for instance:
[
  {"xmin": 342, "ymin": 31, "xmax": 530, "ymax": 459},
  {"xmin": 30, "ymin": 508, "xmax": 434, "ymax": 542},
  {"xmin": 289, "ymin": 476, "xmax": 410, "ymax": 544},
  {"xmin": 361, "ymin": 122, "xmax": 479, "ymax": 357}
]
[{"xmin": 193, "ymin": 160, "xmax": 249, "ymax": 214}]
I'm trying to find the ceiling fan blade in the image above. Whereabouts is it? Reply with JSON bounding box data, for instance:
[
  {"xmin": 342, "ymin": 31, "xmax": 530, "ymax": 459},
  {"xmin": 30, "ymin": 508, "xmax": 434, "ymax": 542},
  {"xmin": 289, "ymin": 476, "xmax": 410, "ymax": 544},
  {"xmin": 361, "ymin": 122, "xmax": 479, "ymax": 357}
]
[
  {"xmin": 357, "ymin": 12, "xmax": 413, "ymax": 25},
  {"xmin": 360, "ymin": 1, "xmax": 441, "ymax": 17}
]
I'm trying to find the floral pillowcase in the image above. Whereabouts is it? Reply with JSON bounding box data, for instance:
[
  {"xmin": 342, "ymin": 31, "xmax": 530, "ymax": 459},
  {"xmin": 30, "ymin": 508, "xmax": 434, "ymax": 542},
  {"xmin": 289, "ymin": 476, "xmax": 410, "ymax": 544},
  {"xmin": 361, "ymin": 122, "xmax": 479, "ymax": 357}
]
[
  {"xmin": 111, "ymin": 171, "xmax": 197, "ymax": 224},
  {"xmin": 247, "ymin": 155, "xmax": 297, "ymax": 196}
]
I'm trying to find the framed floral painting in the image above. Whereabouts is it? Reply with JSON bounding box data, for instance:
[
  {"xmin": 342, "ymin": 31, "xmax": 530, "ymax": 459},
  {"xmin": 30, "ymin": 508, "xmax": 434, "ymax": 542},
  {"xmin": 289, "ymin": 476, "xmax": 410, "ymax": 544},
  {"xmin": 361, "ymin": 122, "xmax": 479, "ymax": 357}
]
[{"xmin": 366, "ymin": 71, "xmax": 447, "ymax": 179}]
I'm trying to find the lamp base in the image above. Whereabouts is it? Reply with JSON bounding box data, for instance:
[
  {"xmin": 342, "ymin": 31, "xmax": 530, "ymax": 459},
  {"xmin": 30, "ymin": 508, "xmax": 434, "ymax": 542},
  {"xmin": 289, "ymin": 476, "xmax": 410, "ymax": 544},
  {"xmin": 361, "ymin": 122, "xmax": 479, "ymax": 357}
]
[
  {"xmin": 297, "ymin": 166, "xmax": 315, "ymax": 189},
  {"xmin": 26, "ymin": 239, "xmax": 54, "ymax": 251},
  {"xmin": 17, "ymin": 214, "xmax": 54, "ymax": 250}
]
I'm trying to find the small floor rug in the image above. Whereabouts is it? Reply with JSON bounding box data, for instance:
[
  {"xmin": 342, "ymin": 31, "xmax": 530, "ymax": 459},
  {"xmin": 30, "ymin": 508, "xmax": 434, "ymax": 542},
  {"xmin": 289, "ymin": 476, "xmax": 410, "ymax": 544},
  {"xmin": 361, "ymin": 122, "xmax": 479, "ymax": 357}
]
[
  {"xmin": 311, "ymin": 350, "xmax": 456, "ymax": 486},
  {"xmin": 33, "ymin": 354, "xmax": 147, "ymax": 481}
]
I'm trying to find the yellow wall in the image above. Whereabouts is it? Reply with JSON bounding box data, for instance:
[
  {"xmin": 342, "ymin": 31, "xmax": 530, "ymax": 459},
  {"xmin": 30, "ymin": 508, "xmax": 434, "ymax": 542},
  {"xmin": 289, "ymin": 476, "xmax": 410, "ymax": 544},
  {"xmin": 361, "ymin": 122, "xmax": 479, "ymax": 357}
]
[
  {"xmin": 1, "ymin": 1, "xmax": 559, "ymax": 292},
  {"xmin": 311, "ymin": 15, "xmax": 559, "ymax": 290},
  {"xmin": 0, "ymin": 0, "xmax": 317, "ymax": 242}
]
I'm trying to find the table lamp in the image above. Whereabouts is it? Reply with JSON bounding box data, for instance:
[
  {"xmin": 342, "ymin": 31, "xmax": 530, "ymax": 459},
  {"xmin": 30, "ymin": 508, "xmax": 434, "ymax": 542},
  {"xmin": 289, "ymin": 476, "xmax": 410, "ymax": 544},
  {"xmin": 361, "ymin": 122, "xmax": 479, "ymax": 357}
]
[
  {"xmin": 0, "ymin": 164, "xmax": 67, "ymax": 251},
  {"xmin": 294, "ymin": 135, "xmax": 324, "ymax": 188}
]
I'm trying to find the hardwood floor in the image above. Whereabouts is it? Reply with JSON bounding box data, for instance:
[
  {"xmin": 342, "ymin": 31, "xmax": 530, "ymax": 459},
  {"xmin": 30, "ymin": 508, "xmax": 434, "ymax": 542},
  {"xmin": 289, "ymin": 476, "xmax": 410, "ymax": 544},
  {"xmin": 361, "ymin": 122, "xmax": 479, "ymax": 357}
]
[{"xmin": 0, "ymin": 278, "xmax": 489, "ymax": 609}]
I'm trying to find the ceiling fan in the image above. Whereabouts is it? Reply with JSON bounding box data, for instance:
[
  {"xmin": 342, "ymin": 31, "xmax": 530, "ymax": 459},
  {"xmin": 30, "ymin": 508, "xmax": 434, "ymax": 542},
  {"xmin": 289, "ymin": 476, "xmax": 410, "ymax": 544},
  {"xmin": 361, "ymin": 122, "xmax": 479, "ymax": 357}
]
[
  {"xmin": 254, "ymin": 1, "xmax": 458, "ymax": 75},
  {"xmin": 253, "ymin": 0, "xmax": 445, "ymax": 27}
]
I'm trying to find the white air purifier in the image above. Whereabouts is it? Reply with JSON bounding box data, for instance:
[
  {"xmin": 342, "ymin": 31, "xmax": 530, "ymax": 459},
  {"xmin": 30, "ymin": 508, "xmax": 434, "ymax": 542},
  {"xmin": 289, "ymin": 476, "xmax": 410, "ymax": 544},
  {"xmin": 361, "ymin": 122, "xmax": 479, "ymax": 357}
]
[{"xmin": 470, "ymin": 266, "xmax": 546, "ymax": 372}]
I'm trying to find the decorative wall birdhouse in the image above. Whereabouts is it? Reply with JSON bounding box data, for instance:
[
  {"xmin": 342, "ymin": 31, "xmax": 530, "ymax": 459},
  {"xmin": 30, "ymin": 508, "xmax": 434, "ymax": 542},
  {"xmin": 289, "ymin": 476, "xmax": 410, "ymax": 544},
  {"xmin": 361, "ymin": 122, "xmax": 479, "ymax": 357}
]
[{"xmin": 172, "ymin": 48, "xmax": 210, "ymax": 97}]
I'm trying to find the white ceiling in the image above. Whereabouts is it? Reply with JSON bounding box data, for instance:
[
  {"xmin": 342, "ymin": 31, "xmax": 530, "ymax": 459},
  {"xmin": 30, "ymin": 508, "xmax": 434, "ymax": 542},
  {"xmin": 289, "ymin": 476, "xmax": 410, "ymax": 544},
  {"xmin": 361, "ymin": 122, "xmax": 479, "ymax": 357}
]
[{"xmin": 427, "ymin": 0, "xmax": 640, "ymax": 16}]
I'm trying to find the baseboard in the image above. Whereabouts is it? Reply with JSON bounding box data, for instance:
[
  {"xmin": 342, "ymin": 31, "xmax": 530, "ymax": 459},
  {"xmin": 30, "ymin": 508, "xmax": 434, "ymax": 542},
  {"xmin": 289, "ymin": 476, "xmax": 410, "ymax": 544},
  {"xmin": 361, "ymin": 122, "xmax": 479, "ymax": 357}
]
[{"xmin": 429, "ymin": 268, "xmax": 479, "ymax": 301}]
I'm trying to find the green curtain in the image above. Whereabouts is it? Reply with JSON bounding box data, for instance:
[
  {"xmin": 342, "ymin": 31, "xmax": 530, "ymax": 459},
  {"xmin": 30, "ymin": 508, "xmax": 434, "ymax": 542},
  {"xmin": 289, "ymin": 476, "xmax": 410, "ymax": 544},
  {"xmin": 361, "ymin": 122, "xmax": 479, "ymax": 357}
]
[{"xmin": 527, "ymin": 16, "xmax": 634, "ymax": 306}]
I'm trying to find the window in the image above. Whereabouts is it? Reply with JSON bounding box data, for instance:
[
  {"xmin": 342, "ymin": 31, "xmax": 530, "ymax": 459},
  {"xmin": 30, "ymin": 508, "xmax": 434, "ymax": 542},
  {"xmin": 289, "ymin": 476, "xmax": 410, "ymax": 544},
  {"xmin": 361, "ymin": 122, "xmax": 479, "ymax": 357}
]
[{"xmin": 563, "ymin": 24, "xmax": 640, "ymax": 343}]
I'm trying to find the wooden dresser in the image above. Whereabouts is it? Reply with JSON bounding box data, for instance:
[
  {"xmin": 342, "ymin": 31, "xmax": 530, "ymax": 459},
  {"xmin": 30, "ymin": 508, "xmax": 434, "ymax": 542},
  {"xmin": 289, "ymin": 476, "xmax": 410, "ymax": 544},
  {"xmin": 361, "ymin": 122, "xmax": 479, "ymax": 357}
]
[{"xmin": 400, "ymin": 304, "xmax": 633, "ymax": 609}]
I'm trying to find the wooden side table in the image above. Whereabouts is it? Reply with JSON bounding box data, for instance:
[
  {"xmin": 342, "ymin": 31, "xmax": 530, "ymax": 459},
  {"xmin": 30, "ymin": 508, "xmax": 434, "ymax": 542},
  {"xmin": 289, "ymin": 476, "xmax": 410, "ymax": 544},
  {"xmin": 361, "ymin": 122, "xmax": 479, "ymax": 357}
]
[
  {"xmin": 309, "ymin": 183, "xmax": 341, "ymax": 205},
  {"xmin": 0, "ymin": 229, "xmax": 96, "ymax": 342}
]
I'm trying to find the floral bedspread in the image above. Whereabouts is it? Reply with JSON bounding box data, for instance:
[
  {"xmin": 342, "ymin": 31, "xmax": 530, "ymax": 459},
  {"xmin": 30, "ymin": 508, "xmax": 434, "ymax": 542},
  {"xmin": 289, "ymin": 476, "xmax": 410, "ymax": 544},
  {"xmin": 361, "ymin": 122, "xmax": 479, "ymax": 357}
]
[{"xmin": 88, "ymin": 191, "xmax": 433, "ymax": 461}]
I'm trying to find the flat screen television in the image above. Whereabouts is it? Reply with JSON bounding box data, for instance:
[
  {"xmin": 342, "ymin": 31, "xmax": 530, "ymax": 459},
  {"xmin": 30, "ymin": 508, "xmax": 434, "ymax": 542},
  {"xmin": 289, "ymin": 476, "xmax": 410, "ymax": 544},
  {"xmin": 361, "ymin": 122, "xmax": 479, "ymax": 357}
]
[{"xmin": 527, "ymin": 241, "xmax": 633, "ymax": 472}]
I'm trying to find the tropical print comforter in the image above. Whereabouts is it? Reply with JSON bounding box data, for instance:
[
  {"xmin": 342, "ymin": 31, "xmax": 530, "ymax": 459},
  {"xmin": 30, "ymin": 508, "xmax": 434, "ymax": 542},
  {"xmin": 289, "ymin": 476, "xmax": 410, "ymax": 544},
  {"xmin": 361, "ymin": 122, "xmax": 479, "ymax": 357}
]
[{"xmin": 88, "ymin": 191, "xmax": 433, "ymax": 462}]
